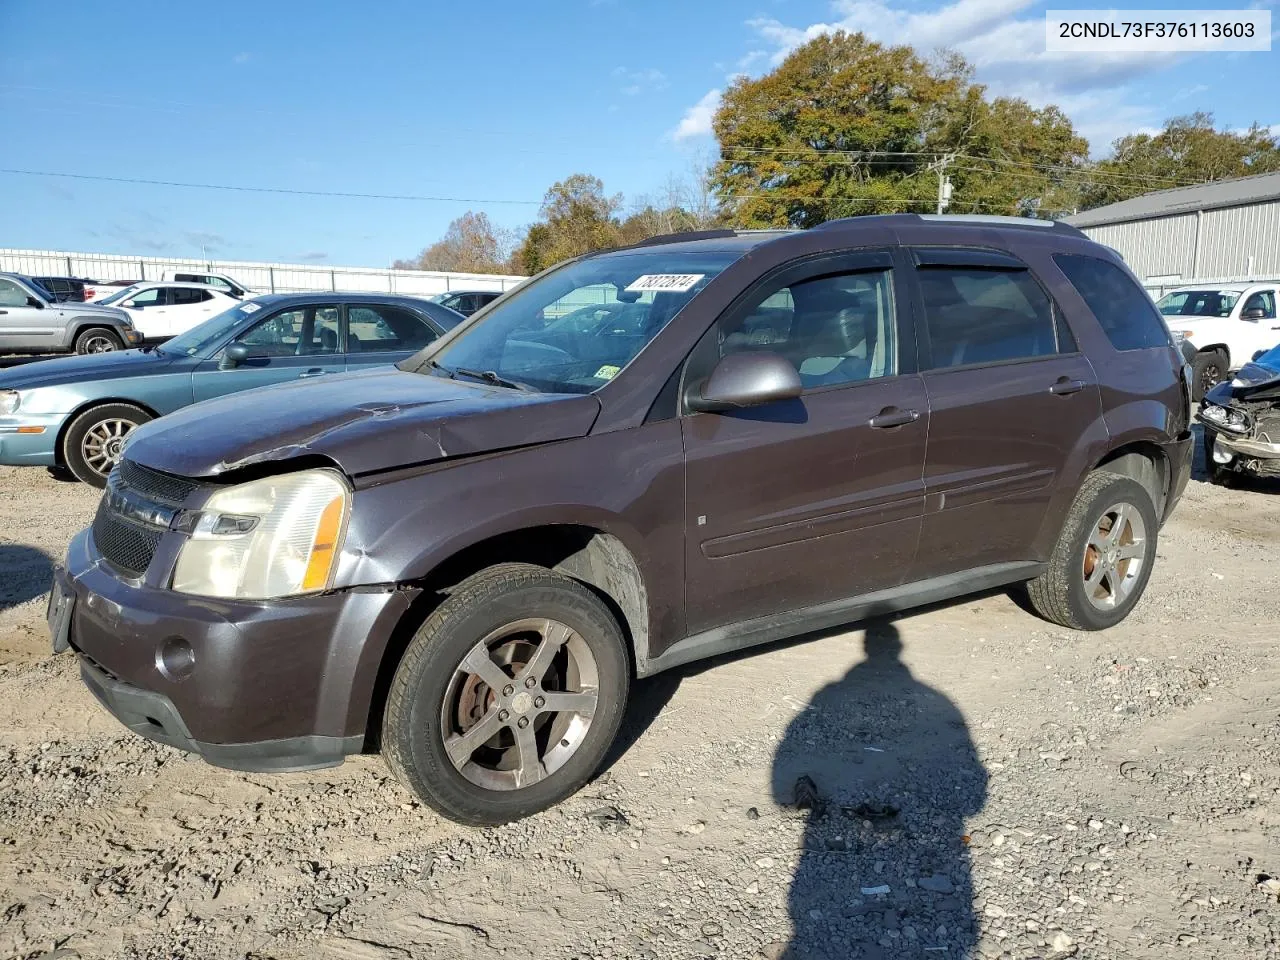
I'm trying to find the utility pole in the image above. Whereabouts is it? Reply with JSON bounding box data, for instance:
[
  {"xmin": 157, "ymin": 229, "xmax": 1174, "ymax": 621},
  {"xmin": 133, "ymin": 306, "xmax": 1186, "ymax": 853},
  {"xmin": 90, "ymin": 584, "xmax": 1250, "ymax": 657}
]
[{"xmin": 932, "ymin": 153, "xmax": 955, "ymax": 215}]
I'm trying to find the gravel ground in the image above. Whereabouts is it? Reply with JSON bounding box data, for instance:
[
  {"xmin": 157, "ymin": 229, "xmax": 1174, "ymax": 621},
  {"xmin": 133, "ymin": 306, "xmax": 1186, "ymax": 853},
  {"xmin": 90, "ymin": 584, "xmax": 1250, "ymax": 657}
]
[{"xmin": 1, "ymin": 442, "xmax": 1278, "ymax": 960}]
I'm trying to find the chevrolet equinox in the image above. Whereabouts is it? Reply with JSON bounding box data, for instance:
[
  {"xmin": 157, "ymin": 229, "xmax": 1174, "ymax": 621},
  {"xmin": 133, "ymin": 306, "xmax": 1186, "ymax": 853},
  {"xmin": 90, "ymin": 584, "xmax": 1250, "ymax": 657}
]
[{"xmin": 49, "ymin": 215, "xmax": 1194, "ymax": 825}]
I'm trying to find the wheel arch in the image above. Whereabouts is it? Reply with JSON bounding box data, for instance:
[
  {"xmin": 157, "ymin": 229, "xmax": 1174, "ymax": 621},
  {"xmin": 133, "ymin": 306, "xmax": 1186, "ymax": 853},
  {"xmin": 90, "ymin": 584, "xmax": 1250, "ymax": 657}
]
[
  {"xmin": 1095, "ymin": 441, "xmax": 1169, "ymax": 518},
  {"xmin": 1193, "ymin": 342, "xmax": 1231, "ymax": 365},
  {"xmin": 68, "ymin": 321, "xmax": 126, "ymax": 349},
  {"xmin": 358, "ymin": 523, "xmax": 650, "ymax": 749},
  {"xmin": 53, "ymin": 397, "xmax": 161, "ymax": 466}
]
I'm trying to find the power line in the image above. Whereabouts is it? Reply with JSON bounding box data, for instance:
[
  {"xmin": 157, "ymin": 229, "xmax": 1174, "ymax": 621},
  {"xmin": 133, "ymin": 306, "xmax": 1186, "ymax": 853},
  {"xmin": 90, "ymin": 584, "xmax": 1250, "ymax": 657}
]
[{"xmin": 0, "ymin": 168, "xmax": 543, "ymax": 205}]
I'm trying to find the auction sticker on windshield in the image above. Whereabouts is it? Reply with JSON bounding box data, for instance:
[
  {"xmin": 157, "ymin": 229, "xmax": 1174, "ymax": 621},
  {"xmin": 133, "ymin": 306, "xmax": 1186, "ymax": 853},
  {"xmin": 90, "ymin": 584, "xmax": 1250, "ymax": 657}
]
[{"xmin": 625, "ymin": 274, "xmax": 705, "ymax": 293}]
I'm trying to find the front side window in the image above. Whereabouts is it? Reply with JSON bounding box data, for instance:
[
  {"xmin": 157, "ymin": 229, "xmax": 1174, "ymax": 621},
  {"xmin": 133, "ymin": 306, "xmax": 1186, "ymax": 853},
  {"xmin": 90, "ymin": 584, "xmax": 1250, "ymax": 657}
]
[
  {"xmin": 0, "ymin": 278, "xmax": 29, "ymax": 307},
  {"xmin": 406, "ymin": 250, "xmax": 738, "ymax": 393},
  {"xmin": 239, "ymin": 305, "xmax": 340, "ymax": 356},
  {"xmin": 918, "ymin": 267, "xmax": 1061, "ymax": 369},
  {"xmin": 1054, "ymin": 254, "xmax": 1171, "ymax": 351},
  {"xmin": 125, "ymin": 287, "xmax": 165, "ymax": 308},
  {"xmin": 719, "ymin": 269, "xmax": 897, "ymax": 388},
  {"xmin": 1242, "ymin": 291, "xmax": 1276, "ymax": 319},
  {"xmin": 348, "ymin": 305, "xmax": 438, "ymax": 353}
]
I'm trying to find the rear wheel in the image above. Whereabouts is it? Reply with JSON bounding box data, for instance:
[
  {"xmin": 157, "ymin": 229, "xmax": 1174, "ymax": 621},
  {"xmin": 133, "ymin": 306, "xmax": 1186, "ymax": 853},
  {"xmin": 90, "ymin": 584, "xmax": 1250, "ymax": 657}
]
[
  {"xmin": 74, "ymin": 327, "xmax": 124, "ymax": 355},
  {"xmin": 383, "ymin": 563, "xmax": 629, "ymax": 825},
  {"xmin": 1191, "ymin": 349, "xmax": 1228, "ymax": 401},
  {"xmin": 61, "ymin": 403, "xmax": 152, "ymax": 488},
  {"xmin": 1024, "ymin": 471, "xmax": 1159, "ymax": 630}
]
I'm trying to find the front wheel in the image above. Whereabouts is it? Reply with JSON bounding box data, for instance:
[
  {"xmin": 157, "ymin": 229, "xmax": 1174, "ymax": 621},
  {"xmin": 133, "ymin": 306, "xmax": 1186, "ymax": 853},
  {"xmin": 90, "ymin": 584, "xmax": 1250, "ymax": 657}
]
[
  {"xmin": 61, "ymin": 403, "xmax": 152, "ymax": 487},
  {"xmin": 1024, "ymin": 471, "xmax": 1159, "ymax": 631},
  {"xmin": 1191, "ymin": 349, "xmax": 1228, "ymax": 402},
  {"xmin": 74, "ymin": 327, "xmax": 124, "ymax": 355},
  {"xmin": 383, "ymin": 563, "xmax": 630, "ymax": 825}
]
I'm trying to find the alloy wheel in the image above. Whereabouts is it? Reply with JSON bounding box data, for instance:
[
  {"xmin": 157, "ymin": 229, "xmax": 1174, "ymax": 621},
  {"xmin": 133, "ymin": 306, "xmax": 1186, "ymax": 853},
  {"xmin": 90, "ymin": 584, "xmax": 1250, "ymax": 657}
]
[
  {"xmin": 440, "ymin": 617, "xmax": 599, "ymax": 791},
  {"xmin": 81, "ymin": 419, "xmax": 135, "ymax": 478},
  {"xmin": 1081, "ymin": 501, "xmax": 1148, "ymax": 611}
]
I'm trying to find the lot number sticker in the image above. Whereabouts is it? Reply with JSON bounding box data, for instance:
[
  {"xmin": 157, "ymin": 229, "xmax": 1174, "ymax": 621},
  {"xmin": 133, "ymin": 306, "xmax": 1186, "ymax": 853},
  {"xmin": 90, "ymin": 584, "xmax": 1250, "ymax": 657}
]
[{"xmin": 625, "ymin": 274, "xmax": 705, "ymax": 294}]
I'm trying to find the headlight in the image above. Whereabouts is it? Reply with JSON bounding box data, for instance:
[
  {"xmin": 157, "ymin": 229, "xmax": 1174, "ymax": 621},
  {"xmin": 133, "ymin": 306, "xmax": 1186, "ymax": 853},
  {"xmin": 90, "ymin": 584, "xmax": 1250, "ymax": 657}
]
[
  {"xmin": 1200, "ymin": 403, "xmax": 1248, "ymax": 432},
  {"xmin": 0, "ymin": 391, "xmax": 18, "ymax": 415},
  {"xmin": 171, "ymin": 469, "xmax": 350, "ymax": 599}
]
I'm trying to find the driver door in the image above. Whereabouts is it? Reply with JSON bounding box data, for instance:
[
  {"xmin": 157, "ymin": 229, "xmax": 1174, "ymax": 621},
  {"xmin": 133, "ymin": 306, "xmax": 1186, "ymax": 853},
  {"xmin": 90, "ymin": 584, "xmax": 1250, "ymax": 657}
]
[
  {"xmin": 1240, "ymin": 289, "xmax": 1280, "ymax": 360},
  {"xmin": 191, "ymin": 304, "xmax": 344, "ymax": 402}
]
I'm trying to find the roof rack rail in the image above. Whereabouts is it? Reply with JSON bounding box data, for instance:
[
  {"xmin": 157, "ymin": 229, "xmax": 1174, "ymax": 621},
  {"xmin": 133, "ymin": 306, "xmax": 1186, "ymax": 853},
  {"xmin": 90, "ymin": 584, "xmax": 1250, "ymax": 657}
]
[
  {"xmin": 815, "ymin": 212, "xmax": 1087, "ymax": 238},
  {"xmin": 629, "ymin": 228, "xmax": 738, "ymax": 247}
]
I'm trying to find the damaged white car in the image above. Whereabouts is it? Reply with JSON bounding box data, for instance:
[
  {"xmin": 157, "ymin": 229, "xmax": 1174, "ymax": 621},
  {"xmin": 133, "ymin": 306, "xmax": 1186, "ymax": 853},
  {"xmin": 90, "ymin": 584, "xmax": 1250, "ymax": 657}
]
[{"xmin": 1199, "ymin": 341, "xmax": 1280, "ymax": 484}]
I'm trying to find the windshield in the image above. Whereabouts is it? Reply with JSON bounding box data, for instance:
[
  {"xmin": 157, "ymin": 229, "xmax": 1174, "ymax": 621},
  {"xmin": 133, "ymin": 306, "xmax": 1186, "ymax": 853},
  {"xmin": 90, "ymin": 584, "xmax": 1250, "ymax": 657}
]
[
  {"xmin": 402, "ymin": 250, "xmax": 737, "ymax": 393},
  {"xmin": 96, "ymin": 283, "xmax": 146, "ymax": 306},
  {"xmin": 158, "ymin": 301, "xmax": 261, "ymax": 357},
  {"xmin": 1157, "ymin": 289, "xmax": 1241, "ymax": 318}
]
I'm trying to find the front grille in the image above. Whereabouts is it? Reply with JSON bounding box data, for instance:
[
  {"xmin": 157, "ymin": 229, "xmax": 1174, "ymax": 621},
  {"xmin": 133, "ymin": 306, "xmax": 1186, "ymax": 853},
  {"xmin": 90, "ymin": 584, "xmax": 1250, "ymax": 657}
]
[
  {"xmin": 115, "ymin": 459, "xmax": 199, "ymax": 506},
  {"xmin": 92, "ymin": 502, "xmax": 164, "ymax": 576},
  {"xmin": 91, "ymin": 459, "xmax": 198, "ymax": 577}
]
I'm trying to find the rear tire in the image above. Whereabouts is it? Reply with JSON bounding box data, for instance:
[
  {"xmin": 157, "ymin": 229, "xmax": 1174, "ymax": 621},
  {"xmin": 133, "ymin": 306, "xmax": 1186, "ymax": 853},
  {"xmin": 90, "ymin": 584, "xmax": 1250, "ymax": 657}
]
[
  {"xmin": 1190, "ymin": 349, "xmax": 1228, "ymax": 402},
  {"xmin": 383, "ymin": 563, "xmax": 629, "ymax": 825},
  {"xmin": 74, "ymin": 327, "xmax": 124, "ymax": 355},
  {"xmin": 1024, "ymin": 471, "xmax": 1159, "ymax": 631},
  {"xmin": 61, "ymin": 403, "xmax": 152, "ymax": 488}
]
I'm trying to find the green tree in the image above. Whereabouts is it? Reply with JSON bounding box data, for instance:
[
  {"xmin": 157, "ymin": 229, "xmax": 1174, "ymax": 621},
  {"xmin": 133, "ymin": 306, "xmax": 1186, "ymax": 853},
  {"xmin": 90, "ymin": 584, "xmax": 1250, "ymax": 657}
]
[
  {"xmin": 1082, "ymin": 113, "xmax": 1280, "ymax": 209},
  {"xmin": 710, "ymin": 32, "xmax": 1089, "ymax": 227}
]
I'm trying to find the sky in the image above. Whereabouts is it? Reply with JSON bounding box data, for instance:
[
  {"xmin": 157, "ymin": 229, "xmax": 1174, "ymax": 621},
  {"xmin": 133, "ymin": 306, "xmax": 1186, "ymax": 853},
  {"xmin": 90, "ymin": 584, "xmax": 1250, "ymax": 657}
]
[{"xmin": 1, "ymin": 0, "xmax": 1276, "ymax": 268}]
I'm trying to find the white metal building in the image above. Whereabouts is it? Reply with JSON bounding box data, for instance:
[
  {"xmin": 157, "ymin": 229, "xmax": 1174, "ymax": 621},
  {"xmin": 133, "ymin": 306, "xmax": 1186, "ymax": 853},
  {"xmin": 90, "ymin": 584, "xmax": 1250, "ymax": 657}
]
[
  {"xmin": 0, "ymin": 249, "xmax": 524, "ymax": 297},
  {"xmin": 1064, "ymin": 172, "xmax": 1280, "ymax": 297}
]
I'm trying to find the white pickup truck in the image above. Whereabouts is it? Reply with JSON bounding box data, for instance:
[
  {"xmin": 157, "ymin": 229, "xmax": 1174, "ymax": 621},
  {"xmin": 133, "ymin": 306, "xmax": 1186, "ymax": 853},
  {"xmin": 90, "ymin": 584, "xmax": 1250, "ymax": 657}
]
[{"xmin": 1157, "ymin": 281, "xmax": 1280, "ymax": 399}]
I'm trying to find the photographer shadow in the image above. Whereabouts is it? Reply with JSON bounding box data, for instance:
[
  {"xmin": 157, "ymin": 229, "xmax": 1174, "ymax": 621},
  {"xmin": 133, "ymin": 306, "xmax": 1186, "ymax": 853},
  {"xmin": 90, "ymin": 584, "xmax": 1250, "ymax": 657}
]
[{"xmin": 771, "ymin": 620, "xmax": 987, "ymax": 959}]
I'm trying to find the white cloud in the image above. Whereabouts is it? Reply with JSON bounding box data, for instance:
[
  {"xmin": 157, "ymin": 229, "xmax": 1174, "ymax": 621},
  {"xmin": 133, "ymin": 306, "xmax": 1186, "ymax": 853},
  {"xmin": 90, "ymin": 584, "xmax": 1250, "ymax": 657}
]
[
  {"xmin": 232, "ymin": 51, "xmax": 251, "ymax": 65},
  {"xmin": 615, "ymin": 67, "xmax": 669, "ymax": 96},
  {"xmin": 736, "ymin": 0, "xmax": 1193, "ymax": 155},
  {"xmin": 671, "ymin": 88, "xmax": 722, "ymax": 141}
]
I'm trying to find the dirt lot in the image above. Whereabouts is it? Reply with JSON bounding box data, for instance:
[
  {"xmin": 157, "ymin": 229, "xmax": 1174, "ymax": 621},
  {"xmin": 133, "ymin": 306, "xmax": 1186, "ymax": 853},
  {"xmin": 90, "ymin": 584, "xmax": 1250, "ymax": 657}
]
[{"xmin": 1, "ymin": 446, "xmax": 1278, "ymax": 960}]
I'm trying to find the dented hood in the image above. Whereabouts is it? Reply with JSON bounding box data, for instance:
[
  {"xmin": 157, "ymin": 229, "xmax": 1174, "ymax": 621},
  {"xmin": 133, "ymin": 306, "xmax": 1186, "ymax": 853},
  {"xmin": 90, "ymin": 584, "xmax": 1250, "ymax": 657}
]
[
  {"xmin": 1206, "ymin": 357, "xmax": 1280, "ymax": 404},
  {"xmin": 123, "ymin": 366, "xmax": 601, "ymax": 478}
]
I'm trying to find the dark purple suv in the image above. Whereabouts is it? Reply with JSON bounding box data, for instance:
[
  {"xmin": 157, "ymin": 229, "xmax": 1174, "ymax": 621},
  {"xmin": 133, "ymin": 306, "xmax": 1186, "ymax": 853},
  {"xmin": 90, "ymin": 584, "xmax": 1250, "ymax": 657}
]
[{"xmin": 49, "ymin": 215, "xmax": 1193, "ymax": 824}]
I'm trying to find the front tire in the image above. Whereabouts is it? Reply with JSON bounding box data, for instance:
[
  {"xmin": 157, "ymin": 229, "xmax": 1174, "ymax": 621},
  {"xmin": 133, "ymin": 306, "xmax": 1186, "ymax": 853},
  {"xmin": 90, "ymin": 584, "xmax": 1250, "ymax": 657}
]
[
  {"xmin": 61, "ymin": 403, "xmax": 152, "ymax": 488},
  {"xmin": 74, "ymin": 327, "xmax": 124, "ymax": 355},
  {"xmin": 1191, "ymin": 349, "xmax": 1228, "ymax": 402},
  {"xmin": 383, "ymin": 563, "xmax": 630, "ymax": 825},
  {"xmin": 1024, "ymin": 471, "xmax": 1159, "ymax": 631}
]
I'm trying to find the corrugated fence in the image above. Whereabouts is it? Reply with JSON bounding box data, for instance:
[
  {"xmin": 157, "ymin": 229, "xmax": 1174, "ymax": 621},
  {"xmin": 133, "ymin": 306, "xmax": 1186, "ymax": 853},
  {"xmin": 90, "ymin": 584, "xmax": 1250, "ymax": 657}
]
[{"xmin": 0, "ymin": 249, "xmax": 525, "ymax": 297}]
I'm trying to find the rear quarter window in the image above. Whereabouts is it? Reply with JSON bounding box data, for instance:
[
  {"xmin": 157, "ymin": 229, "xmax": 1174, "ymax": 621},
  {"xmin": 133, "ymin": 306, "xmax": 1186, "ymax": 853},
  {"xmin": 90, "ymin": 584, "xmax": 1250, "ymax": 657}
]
[{"xmin": 1054, "ymin": 254, "xmax": 1171, "ymax": 351}]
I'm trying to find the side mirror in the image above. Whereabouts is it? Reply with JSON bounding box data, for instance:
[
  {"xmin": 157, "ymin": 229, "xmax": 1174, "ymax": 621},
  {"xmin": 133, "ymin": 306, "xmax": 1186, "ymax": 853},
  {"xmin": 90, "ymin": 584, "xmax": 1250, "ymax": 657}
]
[
  {"xmin": 687, "ymin": 352, "xmax": 803, "ymax": 412},
  {"xmin": 1253, "ymin": 350, "xmax": 1267, "ymax": 362},
  {"xmin": 221, "ymin": 341, "xmax": 261, "ymax": 368},
  {"xmin": 25, "ymin": 296, "xmax": 44, "ymax": 309},
  {"xmin": 1241, "ymin": 308, "xmax": 1266, "ymax": 321}
]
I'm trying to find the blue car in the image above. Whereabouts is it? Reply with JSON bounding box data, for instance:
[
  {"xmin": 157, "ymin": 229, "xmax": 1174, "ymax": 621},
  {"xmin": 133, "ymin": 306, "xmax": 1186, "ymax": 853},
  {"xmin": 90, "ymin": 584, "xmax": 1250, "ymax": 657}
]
[{"xmin": 0, "ymin": 292, "xmax": 463, "ymax": 486}]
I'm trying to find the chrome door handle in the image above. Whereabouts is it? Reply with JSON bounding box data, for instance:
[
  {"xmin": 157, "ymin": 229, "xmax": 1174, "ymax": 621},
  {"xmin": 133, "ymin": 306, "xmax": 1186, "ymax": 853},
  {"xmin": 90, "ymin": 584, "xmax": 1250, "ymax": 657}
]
[
  {"xmin": 1050, "ymin": 378, "xmax": 1086, "ymax": 396},
  {"xmin": 869, "ymin": 407, "xmax": 920, "ymax": 429}
]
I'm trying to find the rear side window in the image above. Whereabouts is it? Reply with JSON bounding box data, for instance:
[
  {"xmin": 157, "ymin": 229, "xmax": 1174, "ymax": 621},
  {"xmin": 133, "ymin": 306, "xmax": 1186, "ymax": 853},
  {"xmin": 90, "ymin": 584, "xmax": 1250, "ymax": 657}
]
[
  {"xmin": 1054, "ymin": 254, "xmax": 1171, "ymax": 351},
  {"xmin": 171, "ymin": 288, "xmax": 212, "ymax": 305},
  {"xmin": 917, "ymin": 267, "xmax": 1062, "ymax": 369}
]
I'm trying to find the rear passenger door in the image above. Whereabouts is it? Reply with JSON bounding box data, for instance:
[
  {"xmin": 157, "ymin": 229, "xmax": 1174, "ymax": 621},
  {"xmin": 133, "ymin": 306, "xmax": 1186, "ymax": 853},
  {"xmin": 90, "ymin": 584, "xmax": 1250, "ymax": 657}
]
[
  {"xmin": 907, "ymin": 248, "xmax": 1102, "ymax": 581},
  {"xmin": 167, "ymin": 287, "xmax": 220, "ymax": 336},
  {"xmin": 343, "ymin": 303, "xmax": 442, "ymax": 371},
  {"xmin": 681, "ymin": 251, "xmax": 928, "ymax": 633}
]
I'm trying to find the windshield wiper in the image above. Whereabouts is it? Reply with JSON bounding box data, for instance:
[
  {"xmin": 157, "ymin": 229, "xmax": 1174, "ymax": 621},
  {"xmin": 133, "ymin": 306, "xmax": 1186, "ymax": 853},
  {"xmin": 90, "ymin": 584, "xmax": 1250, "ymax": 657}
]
[
  {"xmin": 454, "ymin": 367, "xmax": 536, "ymax": 392},
  {"xmin": 424, "ymin": 358, "xmax": 457, "ymax": 378}
]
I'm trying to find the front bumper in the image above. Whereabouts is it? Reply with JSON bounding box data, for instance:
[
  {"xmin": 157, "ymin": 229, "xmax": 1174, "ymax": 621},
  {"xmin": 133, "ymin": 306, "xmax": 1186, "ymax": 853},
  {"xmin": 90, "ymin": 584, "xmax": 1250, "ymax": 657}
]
[
  {"xmin": 0, "ymin": 413, "xmax": 66, "ymax": 466},
  {"xmin": 54, "ymin": 527, "xmax": 417, "ymax": 772}
]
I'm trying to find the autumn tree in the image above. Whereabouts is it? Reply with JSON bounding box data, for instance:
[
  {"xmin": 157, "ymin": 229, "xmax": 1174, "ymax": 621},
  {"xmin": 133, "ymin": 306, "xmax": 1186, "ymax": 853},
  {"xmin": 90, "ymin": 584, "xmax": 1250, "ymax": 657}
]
[
  {"xmin": 513, "ymin": 174, "xmax": 624, "ymax": 273},
  {"xmin": 394, "ymin": 211, "xmax": 519, "ymax": 274},
  {"xmin": 710, "ymin": 32, "xmax": 1089, "ymax": 227},
  {"xmin": 1081, "ymin": 113, "xmax": 1280, "ymax": 209}
]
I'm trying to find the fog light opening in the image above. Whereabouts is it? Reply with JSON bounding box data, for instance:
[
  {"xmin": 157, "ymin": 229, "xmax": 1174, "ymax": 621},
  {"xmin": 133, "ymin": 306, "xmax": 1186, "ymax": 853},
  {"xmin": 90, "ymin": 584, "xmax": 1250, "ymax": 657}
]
[
  {"xmin": 155, "ymin": 636, "xmax": 196, "ymax": 682},
  {"xmin": 1212, "ymin": 442, "xmax": 1233, "ymax": 465}
]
